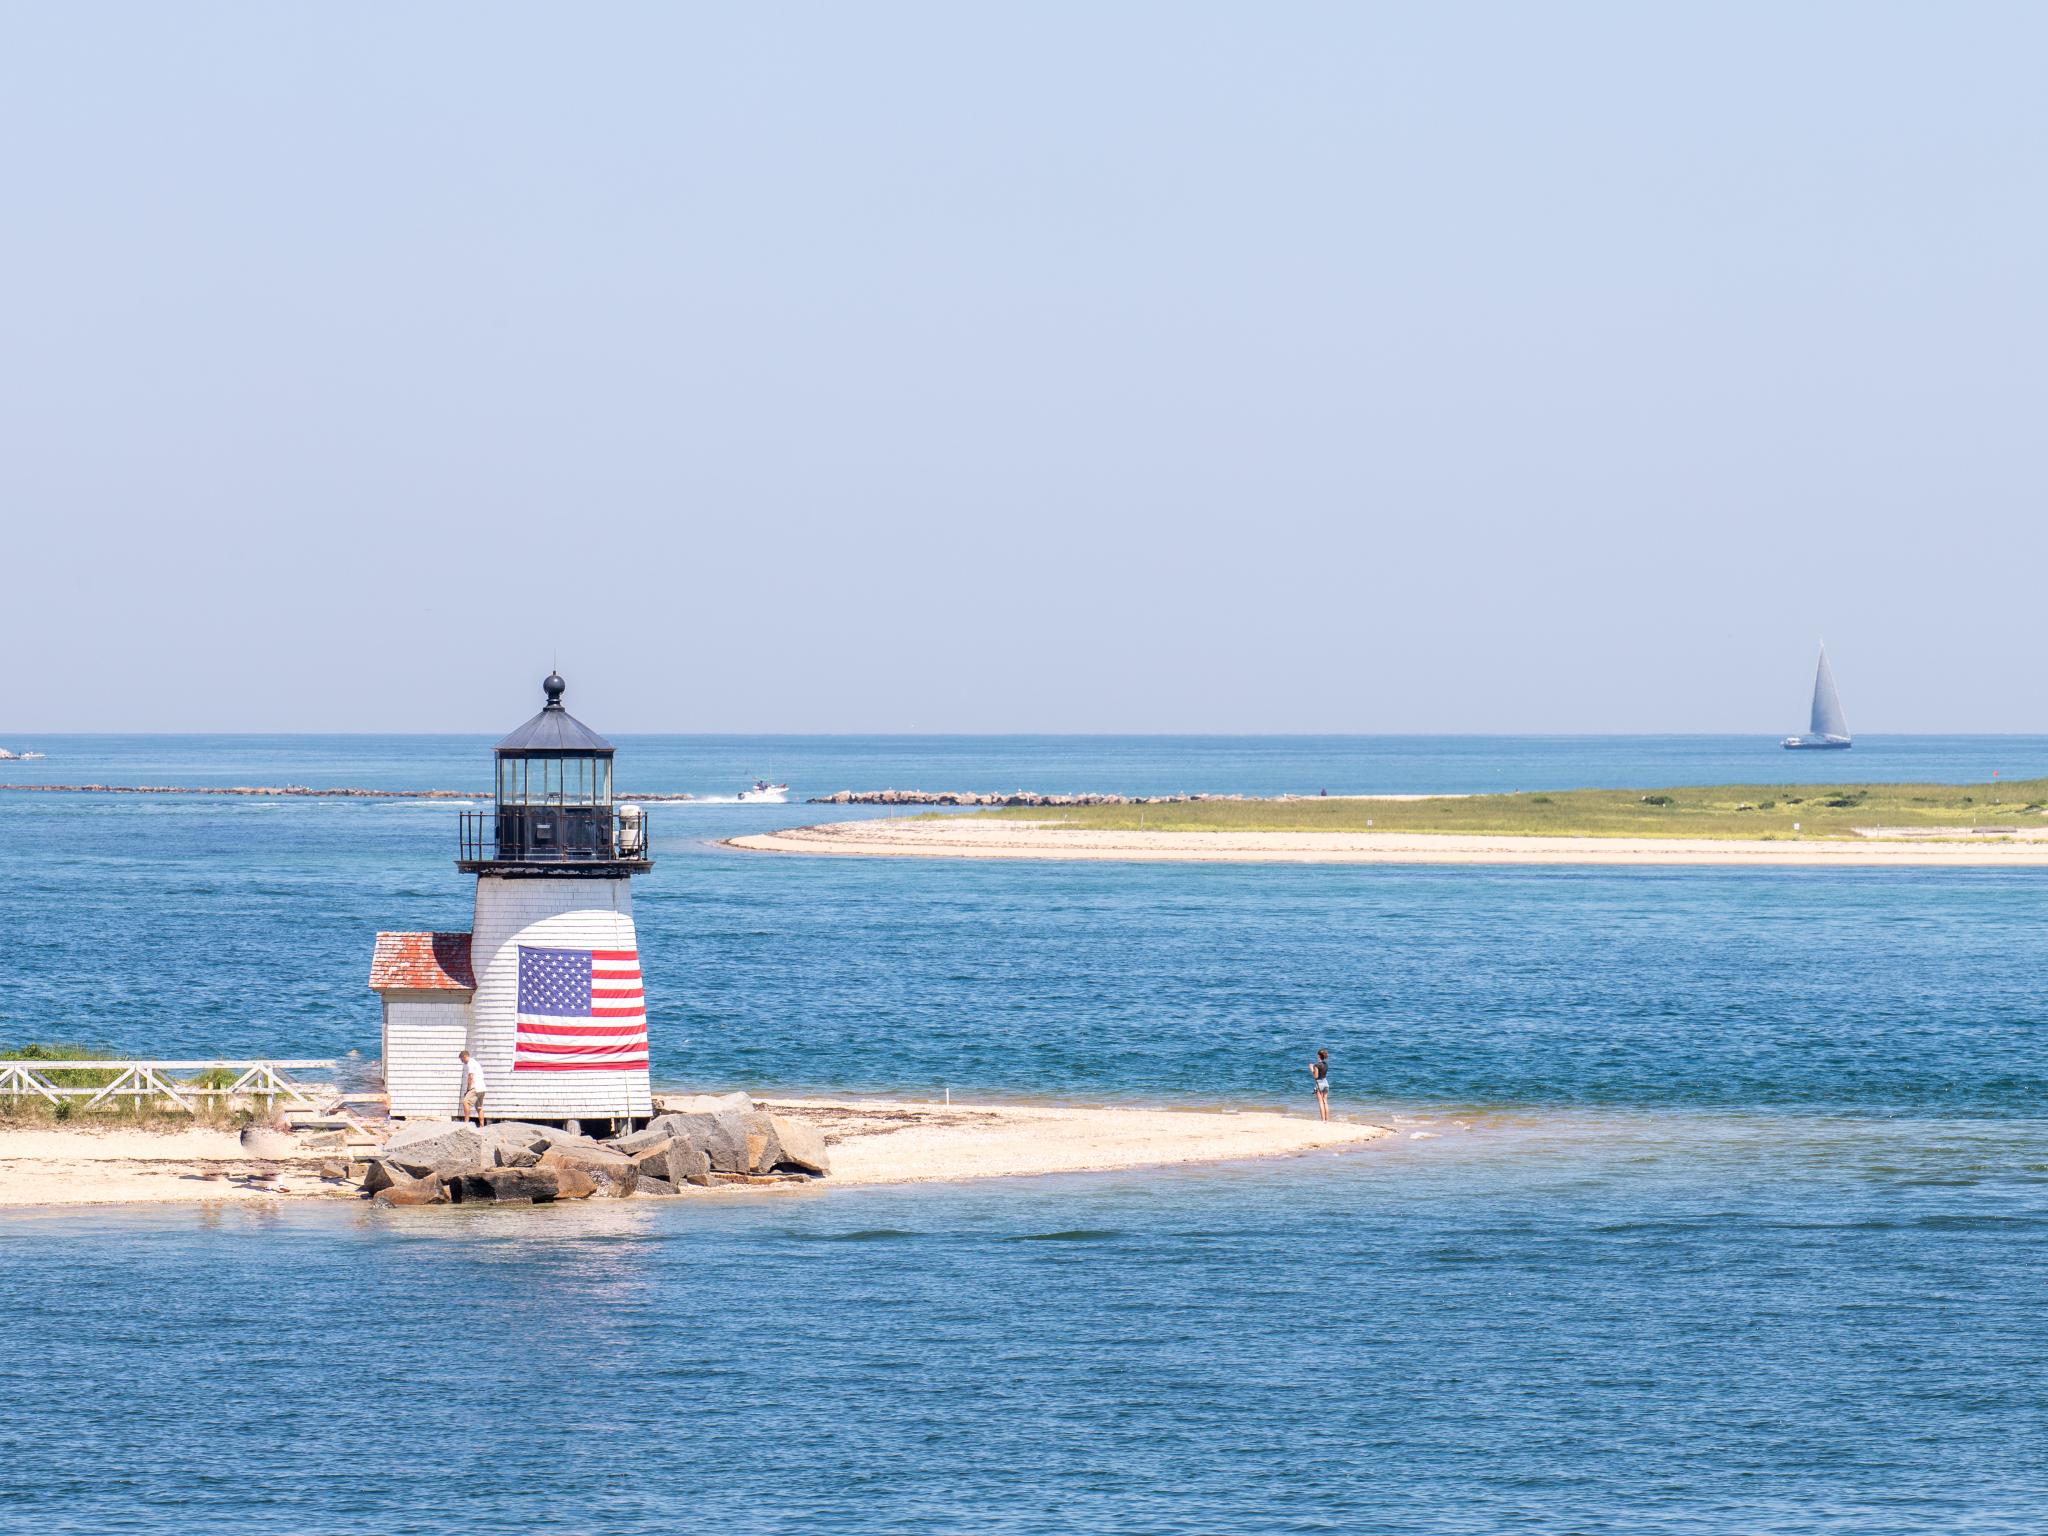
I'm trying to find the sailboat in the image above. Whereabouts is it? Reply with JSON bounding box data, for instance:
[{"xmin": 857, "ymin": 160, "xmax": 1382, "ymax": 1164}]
[{"xmin": 1782, "ymin": 643, "xmax": 1852, "ymax": 750}]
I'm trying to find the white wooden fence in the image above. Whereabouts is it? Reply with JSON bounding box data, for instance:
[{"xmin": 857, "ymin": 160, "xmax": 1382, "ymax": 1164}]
[{"xmin": 0, "ymin": 1059, "xmax": 340, "ymax": 1112}]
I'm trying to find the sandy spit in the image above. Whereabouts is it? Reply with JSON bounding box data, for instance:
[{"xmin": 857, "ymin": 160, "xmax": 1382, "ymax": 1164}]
[
  {"xmin": 0, "ymin": 1102, "xmax": 1385, "ymax": 1208},
  {"xmin": 0, "ymin": 1126, "xmax": 353, "ymax": 1208},
  {"xmin": 762, "ymin": 1098, "xmax": 1386, "ymax": 1185},
  {"xmin": 729, "ymin": 818, "xmax": 2048, "ymax": 867}
]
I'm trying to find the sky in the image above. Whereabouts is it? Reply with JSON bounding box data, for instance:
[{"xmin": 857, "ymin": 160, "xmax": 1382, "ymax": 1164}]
[{"xmin": 4, "ymin": 3, "xmax": 2043, "ymax": 734}]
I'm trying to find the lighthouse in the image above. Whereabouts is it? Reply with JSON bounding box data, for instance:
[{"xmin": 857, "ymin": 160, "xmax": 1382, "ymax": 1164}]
[{"xmin": 369, "ymin": 672, "xmax": 654, "ymax": 1131}]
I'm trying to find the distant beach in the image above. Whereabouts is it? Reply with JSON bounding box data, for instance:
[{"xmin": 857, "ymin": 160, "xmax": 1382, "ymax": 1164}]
[{"xmin": 732, "ymin": 816, "xmax": 2048, "ymax": 866}]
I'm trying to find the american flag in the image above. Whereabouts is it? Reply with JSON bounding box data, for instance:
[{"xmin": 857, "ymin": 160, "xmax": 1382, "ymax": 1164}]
[{"xmin": 513, "ymin": 944, "xmax": 648, "ymax": 1072}]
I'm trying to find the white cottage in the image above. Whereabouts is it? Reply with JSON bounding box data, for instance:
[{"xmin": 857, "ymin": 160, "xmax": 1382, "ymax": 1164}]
[
  {"xmin": 367, "ymin": 672, "xmax": 655, "ymax": 1131},
  {"xmin": 368, "ymin": 931, "xmax": 476, "ymax": 1117}
]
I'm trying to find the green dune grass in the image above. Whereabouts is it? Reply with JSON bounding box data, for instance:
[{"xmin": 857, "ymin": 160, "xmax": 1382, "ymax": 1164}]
[{"xmin": 961, "ymin": 779, "xmax": 2048, "ymax": 840}]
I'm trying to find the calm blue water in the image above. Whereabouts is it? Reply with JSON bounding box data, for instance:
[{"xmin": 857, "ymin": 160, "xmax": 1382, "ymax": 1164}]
[{"xmin": 3, "ymin": 736, "xmax": 2045, "ymax": 1534}]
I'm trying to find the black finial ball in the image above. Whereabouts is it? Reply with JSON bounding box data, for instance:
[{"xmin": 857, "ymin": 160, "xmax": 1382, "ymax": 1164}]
[{"xmin": 543, "ymin": 671, "xmax": 566, "ymax": 705}]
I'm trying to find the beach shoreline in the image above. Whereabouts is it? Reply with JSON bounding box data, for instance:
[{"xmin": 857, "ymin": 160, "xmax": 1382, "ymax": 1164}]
[
  {"xmin": 729, "ymin": 817, "xmax": 2048, "ymax": 867},
  {"xmin": 0, "ymin": 1098, "xmax": 1387, "ymax": 1208}
]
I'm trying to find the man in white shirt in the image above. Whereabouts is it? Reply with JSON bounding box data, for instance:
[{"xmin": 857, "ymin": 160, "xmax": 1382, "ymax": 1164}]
[{"xmin": 458, "ymin": 1049, "xmax": 487, "ymax": 1127}]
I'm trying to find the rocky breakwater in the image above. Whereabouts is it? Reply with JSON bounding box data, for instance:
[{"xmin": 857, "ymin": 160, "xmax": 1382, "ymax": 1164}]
[
  {"xmin": 354, "ymin": 1092, "xmax": 831, "ymax": 1206},
  {"xmin": 0, "ymin": 784, "xmax": 698, "ymax": 800},
  {"xmin": 810, "ymin": 789, "xmax": 1249, "ymax": 807}
]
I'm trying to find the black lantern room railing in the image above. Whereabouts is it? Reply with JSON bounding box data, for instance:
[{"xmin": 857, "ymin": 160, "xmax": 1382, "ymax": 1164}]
[{"xmin": 456, "ymin": 805, "xmax": 650, "ymax": 870}]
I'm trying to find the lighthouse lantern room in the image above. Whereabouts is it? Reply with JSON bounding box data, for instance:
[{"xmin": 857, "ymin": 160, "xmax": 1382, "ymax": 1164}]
[{"xmin": 369, "ymin": 673, "xmax": 654, "ymax": 1130}]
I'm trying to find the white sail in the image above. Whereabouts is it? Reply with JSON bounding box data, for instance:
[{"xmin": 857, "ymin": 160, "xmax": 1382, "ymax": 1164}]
[{"xmin": 1809, "ymin": 644, "xmax": 1850, "ymax": 741}]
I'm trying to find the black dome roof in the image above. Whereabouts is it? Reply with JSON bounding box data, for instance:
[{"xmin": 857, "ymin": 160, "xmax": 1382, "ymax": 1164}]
[{"xmin": 495, "ymin": 673, "xmax": 614, "ymax": 754}]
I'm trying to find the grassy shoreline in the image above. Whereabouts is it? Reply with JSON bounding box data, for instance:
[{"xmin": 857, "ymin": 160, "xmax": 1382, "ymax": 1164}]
[{"xmin": 957, "ymin": 779, "xmax": 2048, "ymax": 841}]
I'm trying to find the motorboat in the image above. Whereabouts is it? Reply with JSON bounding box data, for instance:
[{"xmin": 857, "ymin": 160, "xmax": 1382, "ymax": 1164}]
[{"xmin": 737, "ymin": 779, "xmax": 790, "ymax": 803}]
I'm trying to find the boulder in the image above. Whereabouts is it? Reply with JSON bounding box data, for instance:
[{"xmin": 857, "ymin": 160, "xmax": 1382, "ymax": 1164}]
[
  {"xmin": 651, "ymin": 1091, "xmax": 755, "ymax": 1117},
  {"xmin": 372, "ymin": 1175, "xmax": 447, "ymax": 1207},
  {"xmin": 360, "ymin": 1158, "xmax": 410, "ymax": 1194},
  {"xmin": 740, "ymin": 1112, "xmax": 784, "ymax": 1175},
  {"xmin": 487, "ymin": 1120, "xmax": 556, "ymax": 1143},
  {"xmin": 628, "ymin": 1142, "xmax": 677, "ymax": 1180},
  {"xmin": 451, "ymin": 1167, "xmax": 559, "ymax": 1204},
  {"xmin": 537, "ymin": 1144, "xmax": 640, "ymax": 1196},
  {"xmin": 769, "ymin": 1116, "xmax": 831, "ymax": 1175},
  {"xmin": 552, "ymin": 1167, "xmax": 599, "ymax": 1200},
  {"xmin": 669, "ymin": 1141, "xmax": 713, "ymax": 1187},
  {"xmin": 611, "ymin": 1125, "xmax": 676, "ymax": 1157},
  {"xmin": 481, "ymin": 1123, "xmax": 553, "ymax": 1162},
  {"xmin": 652, "ymin": 1112, "xmax": 750, "ymax": 1173},
  {"xmin": 530, "ymin": 1127, "xmax": 616, "ymax": 1158},
  {"xmin": 630, "ymin": 1138, "xmax": 713, "ymax": 1188},
  {"xmin": 635, "ymin": 1174, "xmax": 678, "ymax": 1197},
  {"xmin": 381, "ymin": 1123, "xmax": 483, "ymax": 1179}
]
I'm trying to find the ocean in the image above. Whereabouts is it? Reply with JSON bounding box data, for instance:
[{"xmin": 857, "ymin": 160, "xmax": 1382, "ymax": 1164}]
[{"xmin": 3, "ymin": 735, "xmax": 2046, "ymax": 1534}]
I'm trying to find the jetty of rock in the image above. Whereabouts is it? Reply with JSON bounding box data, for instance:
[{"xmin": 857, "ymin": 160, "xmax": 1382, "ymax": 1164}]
[
  {"xmin": 354, "ymin": 1092, "xmax": 829, "ymax": 1206},
  {"xmin": 0, "ymin": 784, "xmax": 697, "ymax": 800},
  {"xmin": 809, "ymin": 789, "xmax": 1247, "ymax": 807}
]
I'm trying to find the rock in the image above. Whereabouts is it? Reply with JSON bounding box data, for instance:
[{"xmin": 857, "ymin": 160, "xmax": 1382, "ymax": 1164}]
[
  {"xmin": 381, "ymin": 1123, "xmax": 483, "ymax": 1179},
  {"xmin": 630, "ymin": 1138, "xmax": 712, "ymax": 1188},
  {"xmin": 530, "ymin": 1127, "xmax": 615, "ymax": 1158},
  {"xmin": 628, "ymin": 1142, "xmax": 677, "ymax": 1180},
  {"xmin": 611, "ymin": 1125, "xmax": 676, "ymax": 1156},
  {"xmin": 239, "ymin": 1126, "xmax": 296, "ymax": 1159},
  {"xmin": 553, "ymin": 1167, "xmax": 598, "ymax": 1200},
  {"xmin": 669, "ymin": 1141, "xmax": 713, "ymax": 1187},
  {"xmin": 652, "ymin": 1112, "xmax": 750, "ymax": 1173},
  {"xmin": 537, "ymin": 1144, "xmax": 640, "ymax": 1196},
  {"xmin": 346, "ymin": 1161, "xmax": 371, "ymax": 1183},
  {"xmin": 769, "ymin": 1116, "xmax": 831, "ymax": 1175},
  {"xmin": 651, "ymin": 1091, "xmax": 755, "ymax": 1117},
  {"xmin": 481, "ymin": 1123, "xmax": 553, "ymax": 1164},
  {"xmin": 450, "ymin": 1167, "xmax": 559, "ymax": 1204},
  {"xmin": 740, "ymin": 1112, "xmax": 784, "ymax": 1174},
  {"xmin": 318, "ymin": 1159, "xmax": 350, "ymax": 1182},
  {"xmin": 373, "ymin": 1175, "xmax": 447, "ymax": 1207},
  {"xmin": 360, "ymin": 1159, "xmax": 410, "ymax": 1194},
  {"xmin": 635, "ymin": 1175, "xmax": 678, "ymax": 1197}
]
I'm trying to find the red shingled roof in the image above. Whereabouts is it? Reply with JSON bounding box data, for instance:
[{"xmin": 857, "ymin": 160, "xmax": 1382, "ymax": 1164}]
[{"xmin": 369, "ymin": 931, "xmax": 475, "ymax": 993}]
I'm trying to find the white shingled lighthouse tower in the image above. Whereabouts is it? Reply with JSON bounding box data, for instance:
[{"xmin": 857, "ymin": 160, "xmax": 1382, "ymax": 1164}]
[{"xmin": 370, "ymin": 672, "xmax": 653, "ymax": 1129}]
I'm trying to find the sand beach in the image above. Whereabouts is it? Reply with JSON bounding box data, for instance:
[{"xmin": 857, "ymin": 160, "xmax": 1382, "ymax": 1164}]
[
  {"xmin": 0, "ymin": 1099, "xmax": 1386, "ymax": 1207},
  {"xmin": 731, "ymin": 817, "xmax": 2048, "ymax": 867}
]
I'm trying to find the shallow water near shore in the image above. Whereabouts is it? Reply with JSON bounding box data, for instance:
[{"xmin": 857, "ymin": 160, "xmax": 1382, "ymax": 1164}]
[
  {"xmin": 4, "ymin": 736, "xmax": 2047, "ymax": 1532},
  {"xmin": 5, "ymin": 1111, "xmax": 2046, "ymax": 1535}
]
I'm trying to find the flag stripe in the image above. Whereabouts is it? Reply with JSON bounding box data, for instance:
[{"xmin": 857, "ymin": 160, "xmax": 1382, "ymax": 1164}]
[
  {"xmin": 514, "ymin": 1058, "xmax": 649, "ymax": 1072},
  {"xmin": 515, "ymin": 1022, "xmax": 647, "ymax": 1038},
  {"xmin": 515, "ymin": 1041, "xmax": 647, "ymax": 1056}
]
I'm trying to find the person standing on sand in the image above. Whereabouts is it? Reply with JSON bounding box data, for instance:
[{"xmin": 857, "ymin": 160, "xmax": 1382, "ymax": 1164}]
[
  {"xmin": 1311, "ymin": 1049, "xmax": 1330, "ymax": 1121},
  {"xmin": 458, "ymin": 1048, "xmax": 487, "ymax": 1127}
]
